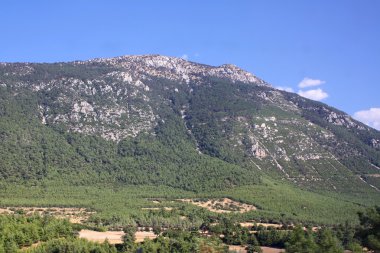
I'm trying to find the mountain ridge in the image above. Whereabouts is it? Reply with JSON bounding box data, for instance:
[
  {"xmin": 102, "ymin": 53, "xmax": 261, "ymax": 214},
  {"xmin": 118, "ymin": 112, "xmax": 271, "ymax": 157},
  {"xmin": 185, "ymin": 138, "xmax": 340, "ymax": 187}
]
[{"xmin": 1, "ymin": 54, "xmax": 269, "ymax": 86}]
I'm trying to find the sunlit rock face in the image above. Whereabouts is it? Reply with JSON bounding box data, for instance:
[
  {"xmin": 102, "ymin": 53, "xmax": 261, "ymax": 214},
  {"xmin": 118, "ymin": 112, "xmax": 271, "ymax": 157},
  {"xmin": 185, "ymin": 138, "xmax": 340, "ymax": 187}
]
[{"xmin": 1, "ymin": 55, "xmax": 268, "ymax": 142}]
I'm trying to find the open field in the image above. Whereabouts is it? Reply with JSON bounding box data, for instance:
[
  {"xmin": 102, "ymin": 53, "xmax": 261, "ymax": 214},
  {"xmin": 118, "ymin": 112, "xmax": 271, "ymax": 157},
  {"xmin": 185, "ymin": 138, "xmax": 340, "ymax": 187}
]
[
  {"xmin": 141, "ymin": 207, "xmax": 173, "ymax": 211},
  {"xmin": 240, "ymin": 221, "xmax": 282, "ymax": 229},
  {"xmin": 261, "ymin": 247, "xmax": 285, "ymax": 253},
  {"xmin": 78, "ymin": 230, "xmax": 157, "ymax": 244},
  {"xmin": 228, "ymin": 245, "xmax": 246, "ymax": 253},
  {"xmin": 135, "ymin": 231, "xmax": 157, "ymax": 243},
  {"xmin": 228, "ymin": 245, "xmax": 285, "ymax": 253},
  {"xmin": 79, "ymin": 230, "xmax": 124, "ymax": 244},
  {"xmin": 179, "ymin": 198, "xmax": 257, "ymax": 213}
]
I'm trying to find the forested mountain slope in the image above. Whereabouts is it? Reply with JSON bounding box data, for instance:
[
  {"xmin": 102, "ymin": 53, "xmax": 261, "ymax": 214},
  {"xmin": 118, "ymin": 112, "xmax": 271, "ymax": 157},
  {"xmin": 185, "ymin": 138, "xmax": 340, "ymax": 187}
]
[{"xmin": 0, "ymin": 55, "xmax": 379, "ymax": 194}]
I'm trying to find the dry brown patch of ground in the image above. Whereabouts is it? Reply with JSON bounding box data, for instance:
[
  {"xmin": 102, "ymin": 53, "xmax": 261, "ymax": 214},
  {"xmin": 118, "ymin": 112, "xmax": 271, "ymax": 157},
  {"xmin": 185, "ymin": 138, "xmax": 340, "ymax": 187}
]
[
  {"xmin": 0, "ymin": 207, "xmax": 94, "ymax": 224},
  {"xmin": 179, "ymin": 198, "xmax": 256, "ymax": 213},
  {"xmin": 141, "ymin": 207, "xmax": 173, "ymax": 211},
  {"xmin": 261, "ymin": 247, "xmax": 285, "ymax": 253},
  {"xmin": 78, "ymin": 230, "xmax": 157, "ymax": 244},
  {"xmin": 79, "ymin": 230, "xmax": 124, "ymax": 244},
  {"xmin": 366, "ymin": 174, "xmax": 380, "ymax": 177},
  {"xmin": 135, "ymin": 231, "xmax": 157, "ymax": 242},
  {"xmin": 228, "ymin": 246, "xmax": 284, "ymax": 253},
  {"xmin": 240, "ymin": 222, "xmax": 282, "ymax": 229},
  {"xmin": 21, "ymin": 242, "xmax": 41, "ymax": 251},
  {"xmin": 228, "ymin": 245, "xmax": 246, "ymax": 252}
]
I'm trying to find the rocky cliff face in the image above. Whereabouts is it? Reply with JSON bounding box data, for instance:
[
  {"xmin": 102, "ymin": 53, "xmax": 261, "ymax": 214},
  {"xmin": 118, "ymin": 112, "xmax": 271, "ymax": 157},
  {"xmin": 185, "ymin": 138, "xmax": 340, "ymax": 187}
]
[{"xmin": 0, "ymin": 55, "xmax": 379, "ymax": 192}]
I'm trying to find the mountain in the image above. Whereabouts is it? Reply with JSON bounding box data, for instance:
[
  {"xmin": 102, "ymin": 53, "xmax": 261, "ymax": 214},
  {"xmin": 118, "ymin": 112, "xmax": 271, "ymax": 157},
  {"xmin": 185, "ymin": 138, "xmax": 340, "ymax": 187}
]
[{"xmin": 0, "ymin": 55, "xmax": 379, "ymax": 195}]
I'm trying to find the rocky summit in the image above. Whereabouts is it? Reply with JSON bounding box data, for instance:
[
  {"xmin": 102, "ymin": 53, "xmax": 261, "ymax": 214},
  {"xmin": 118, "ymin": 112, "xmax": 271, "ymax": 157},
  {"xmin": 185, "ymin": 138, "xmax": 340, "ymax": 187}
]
[{"xmin": 0, "ymin": 55, "xmax": 379, "ymax": 193}]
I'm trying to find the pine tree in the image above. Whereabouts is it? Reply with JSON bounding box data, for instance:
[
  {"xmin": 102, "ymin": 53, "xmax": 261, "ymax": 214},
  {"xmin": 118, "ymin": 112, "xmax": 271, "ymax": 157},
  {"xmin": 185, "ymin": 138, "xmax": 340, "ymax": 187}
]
[
  {"xmin": 358, "ymin": 206, "xmax": 380, "ymax": 253},
  {"xmin": 247, "ymin": 234, "xmax": 262, "ymax": 253},
  {"xmin": 285, "ymin": 226, "xmax": 317, "ymax": 253},
  {"xmin": 122, "ymin": 226, "xmax": 136, "ymax": 252},
  {"xmin": 316, "ymin": 228, "xmax": 343, "ymax": 253}
]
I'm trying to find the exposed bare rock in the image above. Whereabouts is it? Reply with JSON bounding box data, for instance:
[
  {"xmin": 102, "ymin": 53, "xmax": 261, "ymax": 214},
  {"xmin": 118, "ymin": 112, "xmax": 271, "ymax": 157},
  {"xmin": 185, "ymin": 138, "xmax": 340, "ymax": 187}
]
[
  {"xmin": 85, "ymin": 55, "xmax": 268, "ymax": 86},
  {"xmin": 372, "ymin": 139, "xmax": 380, "ymax": 149}
]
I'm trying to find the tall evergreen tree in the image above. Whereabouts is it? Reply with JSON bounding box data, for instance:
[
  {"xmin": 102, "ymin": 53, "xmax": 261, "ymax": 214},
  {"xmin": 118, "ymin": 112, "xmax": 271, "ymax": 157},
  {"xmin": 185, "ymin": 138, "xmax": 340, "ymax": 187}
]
[
  {"xmin": 315, "ymin": 228, "xmax": 343, "ymax": 253},
  {"xmin": 285, "ymin": 226, "xmax": 317, "ymax": 253},
  {"xmin": 358, "ymin": 206, "xmax": 380, "ymax": 253},
  {"xmin": 122, "ymin": 226, "xmax": 136, "ymax": 252}
]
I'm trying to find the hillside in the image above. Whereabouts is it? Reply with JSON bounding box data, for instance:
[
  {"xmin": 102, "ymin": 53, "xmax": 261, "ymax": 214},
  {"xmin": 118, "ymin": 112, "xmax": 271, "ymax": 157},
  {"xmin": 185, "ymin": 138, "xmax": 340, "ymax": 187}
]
[
  {"xmin": 1, "ymin": 55, "xmax": 379, "ymax": 191},
  {"xmin": 0, "ymin": 55, "xmax": 379, "ymax": 225}
]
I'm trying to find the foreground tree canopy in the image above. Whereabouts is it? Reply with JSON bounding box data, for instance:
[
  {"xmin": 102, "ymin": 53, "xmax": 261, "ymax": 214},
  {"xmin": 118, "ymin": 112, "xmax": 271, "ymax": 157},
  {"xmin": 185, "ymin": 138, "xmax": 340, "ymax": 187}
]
[{"xmin": 0, "ymin": 206, "xmax": 377, "ymax": 253}]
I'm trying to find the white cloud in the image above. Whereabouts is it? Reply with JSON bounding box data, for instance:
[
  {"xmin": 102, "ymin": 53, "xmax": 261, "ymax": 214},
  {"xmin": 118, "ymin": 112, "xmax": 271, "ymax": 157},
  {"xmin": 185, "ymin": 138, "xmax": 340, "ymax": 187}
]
[
  {"xmin": 181, "ymin": 54, "xmax": 189, "ymax": 60},
  {"xmin": 276, "ymin": 86, "xmax": 294, "ymax": 92},
  {"xmin": 298, "ymin": 88, "xmax": 328, "ymax": 101},
  {"xmin": 298, "ymin": 77, "xmax": 326, "ymax": 88},
  {"xmin": 353, "ymin": 108, "xmax": 380, "ymax": 130}
]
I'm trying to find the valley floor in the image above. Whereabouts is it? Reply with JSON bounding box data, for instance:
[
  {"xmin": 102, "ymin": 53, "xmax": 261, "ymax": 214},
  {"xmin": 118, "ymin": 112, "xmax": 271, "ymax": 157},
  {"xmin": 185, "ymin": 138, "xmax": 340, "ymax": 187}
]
[{"xmin": 0, "ymin": 177, "xmax": 378, "ymax": 226}]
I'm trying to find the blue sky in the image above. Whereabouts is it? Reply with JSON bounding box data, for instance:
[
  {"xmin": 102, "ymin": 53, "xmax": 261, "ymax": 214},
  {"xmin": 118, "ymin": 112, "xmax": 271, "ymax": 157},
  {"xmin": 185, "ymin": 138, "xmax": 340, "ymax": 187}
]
[{"xmin": 1, "ymin": 0, "xmax": 379, "ymax": 129}]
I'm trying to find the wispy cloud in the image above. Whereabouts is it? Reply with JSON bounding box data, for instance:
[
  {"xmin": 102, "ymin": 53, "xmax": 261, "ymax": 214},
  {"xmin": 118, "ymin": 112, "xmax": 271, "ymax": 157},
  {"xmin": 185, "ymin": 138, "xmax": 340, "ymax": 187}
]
[
  {"xmin": 353, "ymin": 108, "xmax": 380, "ymax": 130},
  {"xmin": 298, "ymin": 77, "xmax": 326, "ymax": 88},
  {"xmin": 181, "ymin": 54, "xmax": 189, "ymax": 60},
  {"xmin": 298, "ymin": 88, "xmax": 328, "ymax": 101},
  {"xmin": 276, "ymin": 86, "xmax": 294, "ymax": 92}
]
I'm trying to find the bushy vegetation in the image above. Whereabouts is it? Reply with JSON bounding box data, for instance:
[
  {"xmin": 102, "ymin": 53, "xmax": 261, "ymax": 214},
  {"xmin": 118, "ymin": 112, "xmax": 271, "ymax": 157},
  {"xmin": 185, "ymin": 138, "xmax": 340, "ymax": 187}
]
[
  {"xmin": 357, "ymin": 206, "xmax": 380, "ymax": 251},
  {"xmin": 137, "ymin": 231, "xmax": 228, "ymax": 253},
  {"xmin": 25, "ymin": 239, "xmax": 117, "ymax": 253},
  {"xmin": 0, "ymin": 206, "xmax": 378, "ymax": 252},
  {"xmin": 0, "ymin": 215, "xmax": 73, "ymax": 252}
]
